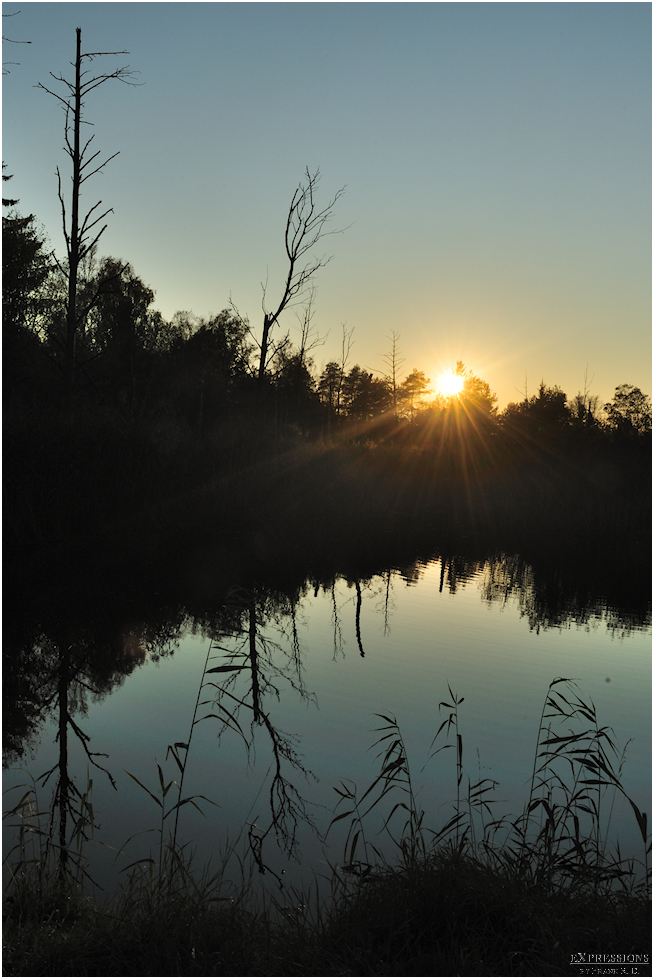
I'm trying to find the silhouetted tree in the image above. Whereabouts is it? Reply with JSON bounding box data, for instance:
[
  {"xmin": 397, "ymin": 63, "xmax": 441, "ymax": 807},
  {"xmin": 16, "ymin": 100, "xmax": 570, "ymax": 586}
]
[
  {"xmin": 569, "ymin": 390, "xmax": 600, "ymax": 430},
  {"xmin": 3, "ymin": 174, "xmax": 55, "ymax": 402},
  {"xmin": 318, "ymin": 361, "xmax": 344, "ymax": 413},
  {"xmin": 318, "ymin": 324, "xmax": 354, "ymax": 435},
  {"xmin": 604, "ymin": 384, "xmax": 652, "ymax": 437},
  {"xmin": 381, "ymin": 331, "xmax": 405, "ymax": 417},
  {"xmin": 456, "ymin": 361, "xmax": 498, "ymax": 417},
  {"xmin": 272, "ymin": 348, "xmax": 319, "ymax": 429},
  {"xmin": 255, "ymin": 168, "xmax": 345, "ymax": 386},
  {"xmin": 502, "ymin": 382, "xmax": 569, "ymax": 448},
  {"xmin": 342, "ymin": 366, "xmax": 391, "ymax": 421},
  {"xmin": 398, "ymin": 368, "xmax": 431, "ymax": 420},
  {"xmin": 37, "ymin": 28, "xmax": 137, "ymax": 399},
  {"xmin": 3, "ymin": 205, "xmax": 52, "ymax": 337},
  {"xmin": 74, "ymin": 257, "xmax": 157, "ymax": 402},
  {"xmin": 166, "ymin": 310, "xmax": 254, "ymax": 427}
]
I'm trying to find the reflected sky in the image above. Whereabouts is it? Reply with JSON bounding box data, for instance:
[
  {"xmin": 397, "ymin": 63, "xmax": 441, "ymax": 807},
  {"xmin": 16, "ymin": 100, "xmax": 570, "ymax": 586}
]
[{"xmin": 4, "ymin": 555, "xmax": 649, "ymax": 896}]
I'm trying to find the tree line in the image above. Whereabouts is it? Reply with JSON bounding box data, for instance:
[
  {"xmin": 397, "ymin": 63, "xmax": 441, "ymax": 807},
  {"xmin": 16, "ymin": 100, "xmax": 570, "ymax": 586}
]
[
  {"xmin": 3, "ymin": 25, "xmax": 650, "ymax": 450},
  {"xmin": 4, "ymin": 189, "xmax": 651, "ymax": 449}
]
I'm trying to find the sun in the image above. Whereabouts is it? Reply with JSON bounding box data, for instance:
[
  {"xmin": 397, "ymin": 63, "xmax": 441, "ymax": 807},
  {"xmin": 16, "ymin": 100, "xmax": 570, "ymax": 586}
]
[{"xmin": 435, "ymin": 370, "xmax": 464, "ymax": 397}]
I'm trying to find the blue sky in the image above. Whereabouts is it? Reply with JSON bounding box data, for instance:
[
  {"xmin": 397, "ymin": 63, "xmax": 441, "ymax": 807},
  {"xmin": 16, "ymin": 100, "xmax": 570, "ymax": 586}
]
[{"xmin": 2, "ymin": 2, "xmax": 651, "ymax": 408}]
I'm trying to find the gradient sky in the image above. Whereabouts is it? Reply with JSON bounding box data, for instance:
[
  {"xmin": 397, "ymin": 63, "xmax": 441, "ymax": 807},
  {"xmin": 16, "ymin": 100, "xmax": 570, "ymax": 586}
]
[{"xmin": 2, "ymin": 2, "xmax": 651, "ymax": 409}]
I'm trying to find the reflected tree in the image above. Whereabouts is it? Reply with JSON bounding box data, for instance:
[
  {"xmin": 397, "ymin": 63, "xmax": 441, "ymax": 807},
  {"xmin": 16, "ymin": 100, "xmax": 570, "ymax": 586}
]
[
  {"xmin": 354, "ymin": 580, "xmax": 366, "ymax": 657},
  {"xmin": 4, "ymin": 617, "xmax": 179, "ymax": 767},
  {"xmin": 330, "ymin": 579, "xmax": 346, "ymax": 659},
  {"xmin": 379, "ymin": 570, "xmax": 395, "ymax": 637},
  {"xmin": 8, "ymin": 629, "xmax": 150, "ymax": 883},
  {"xmin": 198, "ymin": 586, "xmax": 318, "ymax": 877},
  {"xmin": 478, "ymin": 552, "xmax": 650, "ymax": 636}
]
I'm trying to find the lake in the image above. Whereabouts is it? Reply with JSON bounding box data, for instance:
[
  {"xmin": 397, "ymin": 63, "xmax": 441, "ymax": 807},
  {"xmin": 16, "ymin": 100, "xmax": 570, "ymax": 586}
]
[{"xmin": 3, "ymin": 549, "xmax": 651, "ymax": 901}]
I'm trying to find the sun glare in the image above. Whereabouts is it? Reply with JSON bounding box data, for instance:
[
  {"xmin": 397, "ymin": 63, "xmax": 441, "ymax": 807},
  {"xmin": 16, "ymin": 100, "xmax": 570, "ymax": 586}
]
[{"xmin": 435, "ymin": 371, "xmax": 464, "ymax": 397}]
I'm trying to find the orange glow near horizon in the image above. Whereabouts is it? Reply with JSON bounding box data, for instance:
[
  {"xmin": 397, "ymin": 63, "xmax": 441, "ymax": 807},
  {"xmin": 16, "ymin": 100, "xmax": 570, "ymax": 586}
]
[{"xmin": 435, "ymin": 370, "xmax": 464, "ymax": 397}]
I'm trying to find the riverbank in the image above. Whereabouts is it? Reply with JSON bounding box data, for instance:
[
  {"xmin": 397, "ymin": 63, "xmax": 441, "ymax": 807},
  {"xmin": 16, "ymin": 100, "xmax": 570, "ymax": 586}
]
[{"xmin": 3, "ymin": 834, "xmax": 650, "ymax": 977}]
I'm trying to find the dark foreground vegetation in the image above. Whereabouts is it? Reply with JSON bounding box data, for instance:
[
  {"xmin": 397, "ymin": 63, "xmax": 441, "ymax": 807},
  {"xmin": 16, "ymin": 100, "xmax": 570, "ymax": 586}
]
[
  {"xmin": 3, "ymin": 851, "xmax": 650, "ymax": 976},
  {"xmin": 4, "ymin": 681, "xmax": 651, "ymax": 977}
]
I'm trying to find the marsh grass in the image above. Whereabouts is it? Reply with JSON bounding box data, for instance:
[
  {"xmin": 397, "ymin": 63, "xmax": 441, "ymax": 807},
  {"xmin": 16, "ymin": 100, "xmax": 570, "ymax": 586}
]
[
  {"xmin": 330, "ymin": 679, "xmax": 649, "ymax": 892},
  {"xmin": 3, "ymin": 678, "xmax": 651, "ymax": 976},
  {"xmin": 4, "ymin": 768, "xmax": 102, "ymax": 897}
]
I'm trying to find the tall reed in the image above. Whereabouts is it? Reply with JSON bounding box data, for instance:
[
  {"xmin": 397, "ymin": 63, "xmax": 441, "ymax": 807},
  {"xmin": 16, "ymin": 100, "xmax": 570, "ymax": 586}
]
[{"xmin": 328, "ymin": 678, "xmax": 649, "ymax": 901}]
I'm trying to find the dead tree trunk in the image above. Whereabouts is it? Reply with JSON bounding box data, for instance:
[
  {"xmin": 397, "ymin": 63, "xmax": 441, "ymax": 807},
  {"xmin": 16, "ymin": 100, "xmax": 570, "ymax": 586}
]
[{"xmin": 37, "ymin": 28, "xmax": 136, "ymax": 402}]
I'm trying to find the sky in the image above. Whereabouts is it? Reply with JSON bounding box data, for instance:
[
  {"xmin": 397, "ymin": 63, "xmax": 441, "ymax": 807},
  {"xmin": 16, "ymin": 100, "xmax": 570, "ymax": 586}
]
[{"xmin": 2, "ymin": 2, "xmax": 651, "ymax": 409}]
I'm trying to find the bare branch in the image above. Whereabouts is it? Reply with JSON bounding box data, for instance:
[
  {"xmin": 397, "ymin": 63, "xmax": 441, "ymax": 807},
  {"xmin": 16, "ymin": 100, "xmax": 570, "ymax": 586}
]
[
  {"xmin": 37, "ymin": 27, "xmax": 137, "ymax": 399},
  {"xmin": 77, "ymin": 261, "xmax": 129, "ymax": 325},
  {"xmin": 79, "ymin": 150, "xmax": 120, "ymax": 185},
  {"xmin": 79, "ymin": 66, "xmax": 141, "ymax": 96},
  {"xmin": 256, "ymin": 168, "xmax": 347, "ymax": 383},
  {"xmin": 80, "ymin": 48, "xmax": 129, "ymax": 59},
  {"xmin": 79, "ymin": 200, "xmax": 114, "ymax": 239},
  {"xmin": 36, "ymin": 81, "xmax": 73, "ymax": 109},
  {"xmin": 78, "ymin": 224, "xmax": 109, "ymax": 263},
  {"xmin": 2, "ymin": 9, "xmax": 31, "ymax": 73},
  {"xmin": 294, "ymin": 287, "xmax": 327, "ymax": 366},
  {"xmin": 79, "ymin": 133, "xmax": 98, "ymax": 162}
]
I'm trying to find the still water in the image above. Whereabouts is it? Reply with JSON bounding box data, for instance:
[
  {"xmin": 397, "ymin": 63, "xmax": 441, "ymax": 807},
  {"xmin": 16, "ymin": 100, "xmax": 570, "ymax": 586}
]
[{"xmin": 4, "ymin": 552, "xmax": 651, "ymax": 896}]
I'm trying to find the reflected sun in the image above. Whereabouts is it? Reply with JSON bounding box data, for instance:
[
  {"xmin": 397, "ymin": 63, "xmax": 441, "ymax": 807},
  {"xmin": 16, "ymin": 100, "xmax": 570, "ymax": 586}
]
[{"xmin": 435, "ymin": 371, "xmax": 464, "ymax": 397}]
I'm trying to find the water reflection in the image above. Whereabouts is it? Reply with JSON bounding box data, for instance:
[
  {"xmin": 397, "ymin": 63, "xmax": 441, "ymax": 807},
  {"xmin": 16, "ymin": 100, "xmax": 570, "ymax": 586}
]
[
  {"xmin": 5, "ymin": 548, "xmax": 650, "ymax": 769},
  {"xmin": 4, "ymin": 613, "xmax": 182, "ymax": 767},
  {"xmin": 479, "ymin": 553, "xmax": 651, "ymax": 636},
  {"xmin": 4, "ymin": 546, "xmax": 650, "ymax": 891},
  {"xmin": 194, "ymin": 586, "xmax": 318, "ymax": 874}
]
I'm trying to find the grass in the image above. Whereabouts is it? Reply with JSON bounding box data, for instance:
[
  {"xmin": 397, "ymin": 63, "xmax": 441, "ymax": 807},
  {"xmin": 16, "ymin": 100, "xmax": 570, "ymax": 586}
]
[{"xmin": 3, "ymin": 679, "xmax": 651, "ymax": 976}]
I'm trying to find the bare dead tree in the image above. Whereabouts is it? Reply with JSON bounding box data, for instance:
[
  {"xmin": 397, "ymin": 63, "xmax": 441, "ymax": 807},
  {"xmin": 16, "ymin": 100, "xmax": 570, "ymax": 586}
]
[
  {"xmin": 381, "ymin": 330, "xmax": 405, "ymax": 417},
  {"xmin": 337, "ymin": 322, "xmax": 355, "ymax": 416},
  {"xmin": 257, "ymin": 167, "xmax": 346, "ymax": 386},
  {"xmin": 571, "ymin": 363, "xmax": 599, "ymax": 425},
  {"xmin": 295, "ymin": 286, "xmax": 327, "ymax": 368},
  {"xmin": 36, "ymin": 27, "xmax": 138, "ymax": 399}
]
